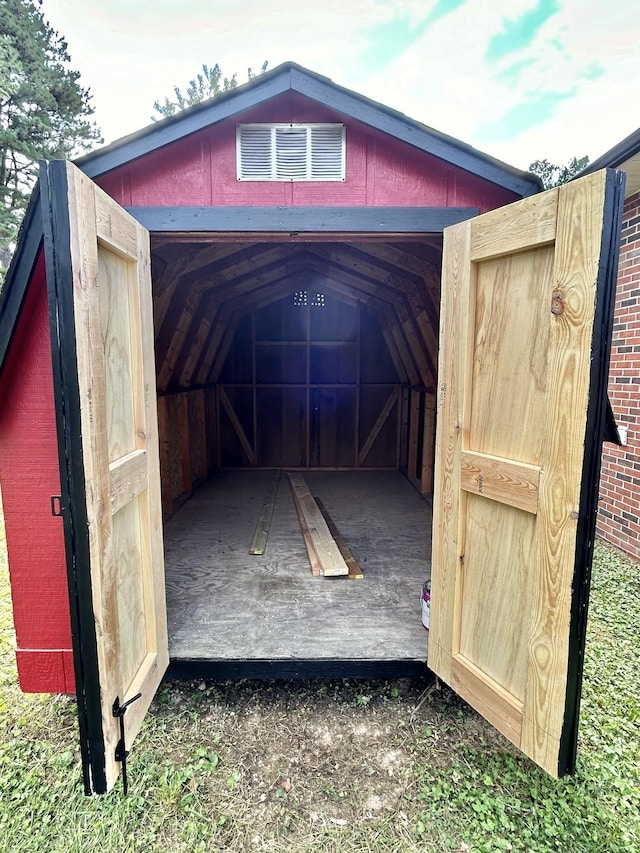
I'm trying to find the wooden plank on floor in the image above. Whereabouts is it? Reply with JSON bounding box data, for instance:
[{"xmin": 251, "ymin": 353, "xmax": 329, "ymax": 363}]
[
  {"xmin": 315, "ymin": 497, "xmax": 363, "ymax": 580},
  {"xmin": 287, "ymin": 473, "xmax": 349, "ymax": 577},
  {"xmin": 249, "ymin": 469, "xmax": 281, "ymax": 555}
]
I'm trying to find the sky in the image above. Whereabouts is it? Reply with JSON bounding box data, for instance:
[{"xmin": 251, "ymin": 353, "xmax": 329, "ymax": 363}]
[{"xmin": 39, "ymin": 0, "xmax": 640, "ymax": 172}]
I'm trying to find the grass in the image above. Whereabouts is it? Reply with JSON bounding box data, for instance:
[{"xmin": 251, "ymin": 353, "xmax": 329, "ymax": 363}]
[{"xmin": 0, "ymin": 495, "xmax": 639, "ymax": 852}]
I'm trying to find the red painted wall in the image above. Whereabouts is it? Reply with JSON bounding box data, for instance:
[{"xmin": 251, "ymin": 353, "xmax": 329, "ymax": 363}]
[
  {"xmin": 597, "ymin": 191, "xmax": 640, "ymax": 561},
  {"xmin": 97, "ymin": 93, "xmax": 517, "ymax": 213},
  {"xmin": 0, "ymin": 250, "xmax": 74, "ymax": 693}
]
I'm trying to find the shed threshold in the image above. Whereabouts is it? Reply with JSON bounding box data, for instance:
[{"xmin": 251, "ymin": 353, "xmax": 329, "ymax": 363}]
[{"xmin": 163, "ymin": 470, "xmax": 431, "ymax": 674}]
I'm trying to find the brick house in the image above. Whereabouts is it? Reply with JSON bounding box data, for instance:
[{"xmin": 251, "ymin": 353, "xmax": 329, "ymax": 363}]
[{"xmin": 585, "ymin": 131, "xmax": 640, "ymax": 561}]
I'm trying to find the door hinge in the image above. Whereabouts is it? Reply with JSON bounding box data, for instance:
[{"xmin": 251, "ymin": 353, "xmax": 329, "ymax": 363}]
[
  {"xmin": 50, "ymin": 495, "xmax": 64, "ymax": 517},
  {"xmin": 113, "ymin": 693, "xmax": 142, "ymax": 795}
]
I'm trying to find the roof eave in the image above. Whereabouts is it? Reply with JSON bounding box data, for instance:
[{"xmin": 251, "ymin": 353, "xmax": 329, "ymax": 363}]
[
  {"xmin": 77, "ymin": 62, "xmax": 540, "ymax": 198},
  {"xmin": 583, "ymin": 126, "xmax": 640, "ymax": 173}
]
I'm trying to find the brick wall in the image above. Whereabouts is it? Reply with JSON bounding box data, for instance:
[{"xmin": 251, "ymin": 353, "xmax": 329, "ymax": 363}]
[{"xmin": 597, "ymin": 190, "xmax": 640, "ymax": 560}]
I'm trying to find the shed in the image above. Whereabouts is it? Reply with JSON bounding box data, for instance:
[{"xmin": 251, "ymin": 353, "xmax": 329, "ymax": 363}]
[
  {"xmin": 0, "ymin": 62, "xmax": 624, "ymax": 792},
  {"xmin": 583, "ymin": 130, "xmax": 640, "ymax": 561}
]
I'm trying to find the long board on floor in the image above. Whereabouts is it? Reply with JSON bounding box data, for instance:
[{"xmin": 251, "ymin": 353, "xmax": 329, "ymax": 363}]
[{"xmin": 287, "ymin": 473, "xmax": 349, "ymax": 577}]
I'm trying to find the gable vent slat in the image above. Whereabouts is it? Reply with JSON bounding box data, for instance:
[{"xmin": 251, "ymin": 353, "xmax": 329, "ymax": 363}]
[{"xmin": 237, "ymin": 124, "xmax": 345, "ymax": 181}]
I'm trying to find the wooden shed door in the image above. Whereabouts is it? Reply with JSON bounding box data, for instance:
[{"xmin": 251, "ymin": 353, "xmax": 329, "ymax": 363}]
[
  {"xmin": 428, "ymin": 169, "xmax": 624, "ymax": 777},
  {"xmin": 41, "ymin": 161, "xmax": 168, "ymax": 794}
]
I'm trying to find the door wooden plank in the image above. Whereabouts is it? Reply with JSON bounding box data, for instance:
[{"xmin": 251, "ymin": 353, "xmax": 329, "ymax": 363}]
[
  {"xmin": 520, "ymin": 170, "xmax": 610, "ymax": 771},
  {"xmin": 428, "ymin": 169, "xmax": 623, "ymax": 778},
  {"xmin": 469, "ymin": 189, "xmax": 557, "ymax": 261},
  {"xmin": 109, "ymin": 449, "xmax": 148, "ymax": 514},
  {"xmin": 428, "ymin": 220, "xmax": 472, "ymax": 686},
  {"xmin": 451, "ymin": 656, "xmax": 523, "ymax": 747},
  {"xmin": 42, "ymin": 161, "xmax": 168, "ymax": 794},
  {"xmin": 460, "ymin": 450, "xmax": 540, "ymax": 514}
]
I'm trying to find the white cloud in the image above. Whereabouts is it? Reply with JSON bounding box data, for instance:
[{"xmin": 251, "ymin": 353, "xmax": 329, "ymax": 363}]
[{"xmin": 39, "ymin": 0, "xmax": 640, "ymax": 170}]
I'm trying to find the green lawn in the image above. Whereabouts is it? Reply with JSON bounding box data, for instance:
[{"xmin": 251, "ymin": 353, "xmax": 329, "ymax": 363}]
[{"xmin": 0, "ymin": 498, "xmax": 638, "ymax": 852}]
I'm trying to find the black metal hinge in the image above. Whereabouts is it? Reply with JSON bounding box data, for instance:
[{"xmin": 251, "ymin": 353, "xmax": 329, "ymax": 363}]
[{"xmin": 113, "ymin": 693, "xmax": 142, "ymax": 795}]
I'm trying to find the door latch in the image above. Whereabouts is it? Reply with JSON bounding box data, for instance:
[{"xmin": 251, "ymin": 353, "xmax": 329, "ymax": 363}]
[{"xmin": 113, "ymin": 693, "xmax": 142, "ymax": 795}]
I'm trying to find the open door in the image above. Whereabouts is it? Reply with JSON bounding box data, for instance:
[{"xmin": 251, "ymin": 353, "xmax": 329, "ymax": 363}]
[
  {"xmin": 429, "ymin": 169, "xmax": 624, "ymax": 778},
  {"xmin": 41, "ymin": 161, "xmax": 168, "ymax": 794}
]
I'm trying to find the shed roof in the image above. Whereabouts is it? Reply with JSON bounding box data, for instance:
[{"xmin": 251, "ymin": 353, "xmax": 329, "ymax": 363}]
[
  {"xmin": 0, "ymin": 61, "xmax": 541, "ymax": 377},
  {"xmin": 583, "ymin": 126, "xmax": 640, "ymax": 197},
  {"xmin": 79, "ymin": 62, "xmax": 541, "ymax": 196}
]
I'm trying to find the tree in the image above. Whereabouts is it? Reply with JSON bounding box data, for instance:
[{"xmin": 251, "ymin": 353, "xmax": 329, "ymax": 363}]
[
  {"xmin": 0, "ymin": 0, "xmax": 101, "ymax": 275},
  {"xmin": 152, "ymin": 61, "xmax": 269, "ymax": 120},
  {"xmin": 528, "ymin": 155, "xmax": 590, "ymax": 190}
]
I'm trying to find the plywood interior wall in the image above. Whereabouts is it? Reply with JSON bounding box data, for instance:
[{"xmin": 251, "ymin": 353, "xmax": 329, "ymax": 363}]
[{"xmin": 152, "ymin": 238, "xmax": 441, "ymax": 519}]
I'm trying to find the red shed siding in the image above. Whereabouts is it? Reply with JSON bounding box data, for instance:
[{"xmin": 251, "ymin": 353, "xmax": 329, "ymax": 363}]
[
  {"xmin": 0, "ymin": 252, "xmax": 74, "ymax": 693},
  {"xmin": 97, "ymin": 93, "xmax": 517, "ymax": 212},
  {"xmin": 597, "ymin": 190, "xmax": 640, "ymax": 561}
]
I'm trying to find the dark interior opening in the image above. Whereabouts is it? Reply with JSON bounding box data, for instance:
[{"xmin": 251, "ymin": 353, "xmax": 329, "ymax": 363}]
[{"xmin": 150, "ymin": 236, "xmax": 440, "ymax": 669}]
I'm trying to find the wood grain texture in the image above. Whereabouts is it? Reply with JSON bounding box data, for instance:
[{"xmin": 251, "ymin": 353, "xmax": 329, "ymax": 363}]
[
  {"xmin": 428, "ymin": 219, "xmax": 471, "ymax": 683},
  {"xmin": 421, "ymin": 392, "xmax": 436, "ymax": 494},
  {"xmin": 163, "ymin": 470, "xmax": 431, "ymax": 661},
  {"xmin": 288, "ymin": 473, "xmax": 349, "ymax": 577},
  {"xmin": 430, "ymin": 170, "xmax": 610, "ymax": 778},
  {"xmin": 470, "ymin": 189, "xmax": 558, "ymax": 261},
  {"xmin": 520, "ymin": 170, "xmax": 607, "ymax": 772},
  {"xmin": 64, "ymin": 162, "xmax": 168, "ymax": 791},
  {"xmin": 460, "ymin": 450, "xmax": 540, "ymax": 514},
  {"xmin": 315, "ymin": 497, "xmax": 364, "ymax": 579},
  {"xmin": 358, "ymin": 387, "xmax": 399, "ymax": 466},
  {"xmin": 249, "ymin": 470, "xmax": 281, "ymax": 554}
]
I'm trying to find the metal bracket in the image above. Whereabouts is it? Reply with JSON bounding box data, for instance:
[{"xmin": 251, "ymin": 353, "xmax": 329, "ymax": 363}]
[{"xmin": 113, "ymin": 693, "xmax": 142, "ymax": 795}]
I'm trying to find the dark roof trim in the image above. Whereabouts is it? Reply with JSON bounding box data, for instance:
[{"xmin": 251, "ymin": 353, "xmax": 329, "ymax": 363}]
[
  {"xmin": 0, "ymin": 189, "xmax": 43, "ymax": 375},
  {"xmin": 78, "ymin": 62, "xmax": 540, "ymax": 198},
  {"xmin": 127, "ymin": 205, "xmax": 478, "ymax": 233},
  {"xmin": 584, "ymin": 126, "xmax": 640, "ymax": 173}
]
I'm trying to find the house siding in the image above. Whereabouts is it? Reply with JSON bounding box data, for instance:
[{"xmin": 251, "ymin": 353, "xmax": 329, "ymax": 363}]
[{"xmin": 597, "ymin": 190, "xmax": 640, "ymax": 560}]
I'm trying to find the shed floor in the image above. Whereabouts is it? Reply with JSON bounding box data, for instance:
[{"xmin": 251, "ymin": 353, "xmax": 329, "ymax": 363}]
[{"xmin": 163, "ymin": 470, "xmax": 431, "ymax": 666}]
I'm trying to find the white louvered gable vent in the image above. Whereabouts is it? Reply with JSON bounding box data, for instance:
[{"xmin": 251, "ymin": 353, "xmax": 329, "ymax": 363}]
[{"xmin": 237, "ymin": 123, "xmax": 345, "ymax": 181}]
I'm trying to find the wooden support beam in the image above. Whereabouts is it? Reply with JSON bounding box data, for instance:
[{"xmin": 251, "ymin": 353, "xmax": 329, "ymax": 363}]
[
  {"xmin": 421, "ymin": 391, "xmax": 436, "ymax": 494},
  {"xmin": 287, "ymin": 473, "xmax": 349, "ymax": 577},
  {"xmin": 219, "ymin": 387, "xmax": 255, "ymax": 465},
  {"xmin": 157, "ymin": 395, "xmax": 173, "ymax": 519},
  {"xmin": 177, "ymin": 392, "xmax": 192, "ymax": 494},
  {"xmin": 189, "ymin": 390, "xmax": 208, "ymax": 481},
  {"xmin": 358, "ymin": 387, "xmax": 400, "ymax": 466},
  {"xmin": 408, "ymin": 389, "xmax": 421, "ymax": 479}
]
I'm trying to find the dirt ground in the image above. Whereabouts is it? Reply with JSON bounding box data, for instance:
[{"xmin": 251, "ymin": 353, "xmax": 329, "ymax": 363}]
[{"xmin": 141, "ymin": 674, "xmax": 504, "ymax": 850}]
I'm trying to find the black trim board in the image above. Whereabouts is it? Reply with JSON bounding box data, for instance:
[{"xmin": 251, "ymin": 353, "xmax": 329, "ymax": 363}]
[
  {"xmin": 584, "ymin": 126, "xmax": 640, "ymax": 173},
  {"xmin": 0, "ymin": 192, "xmax": 43, "ymax": 376},
  {"xmin": 127, "ymin": 205, "xmax": 478, "ymax": 233},
  {"xmin": 77, "ymin": 62, "xmax": 540, "ymax": 198},
  {"xmin": 40, "ymin": 161, "xmax": 107, "ymax": 795},
  {"xmin": 558, "ymin": 168, "xmax": 626, "ymax": 777},
  {"xmin": 166, "ymin": 658, "xmax": 432, "ymax": 682}
]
